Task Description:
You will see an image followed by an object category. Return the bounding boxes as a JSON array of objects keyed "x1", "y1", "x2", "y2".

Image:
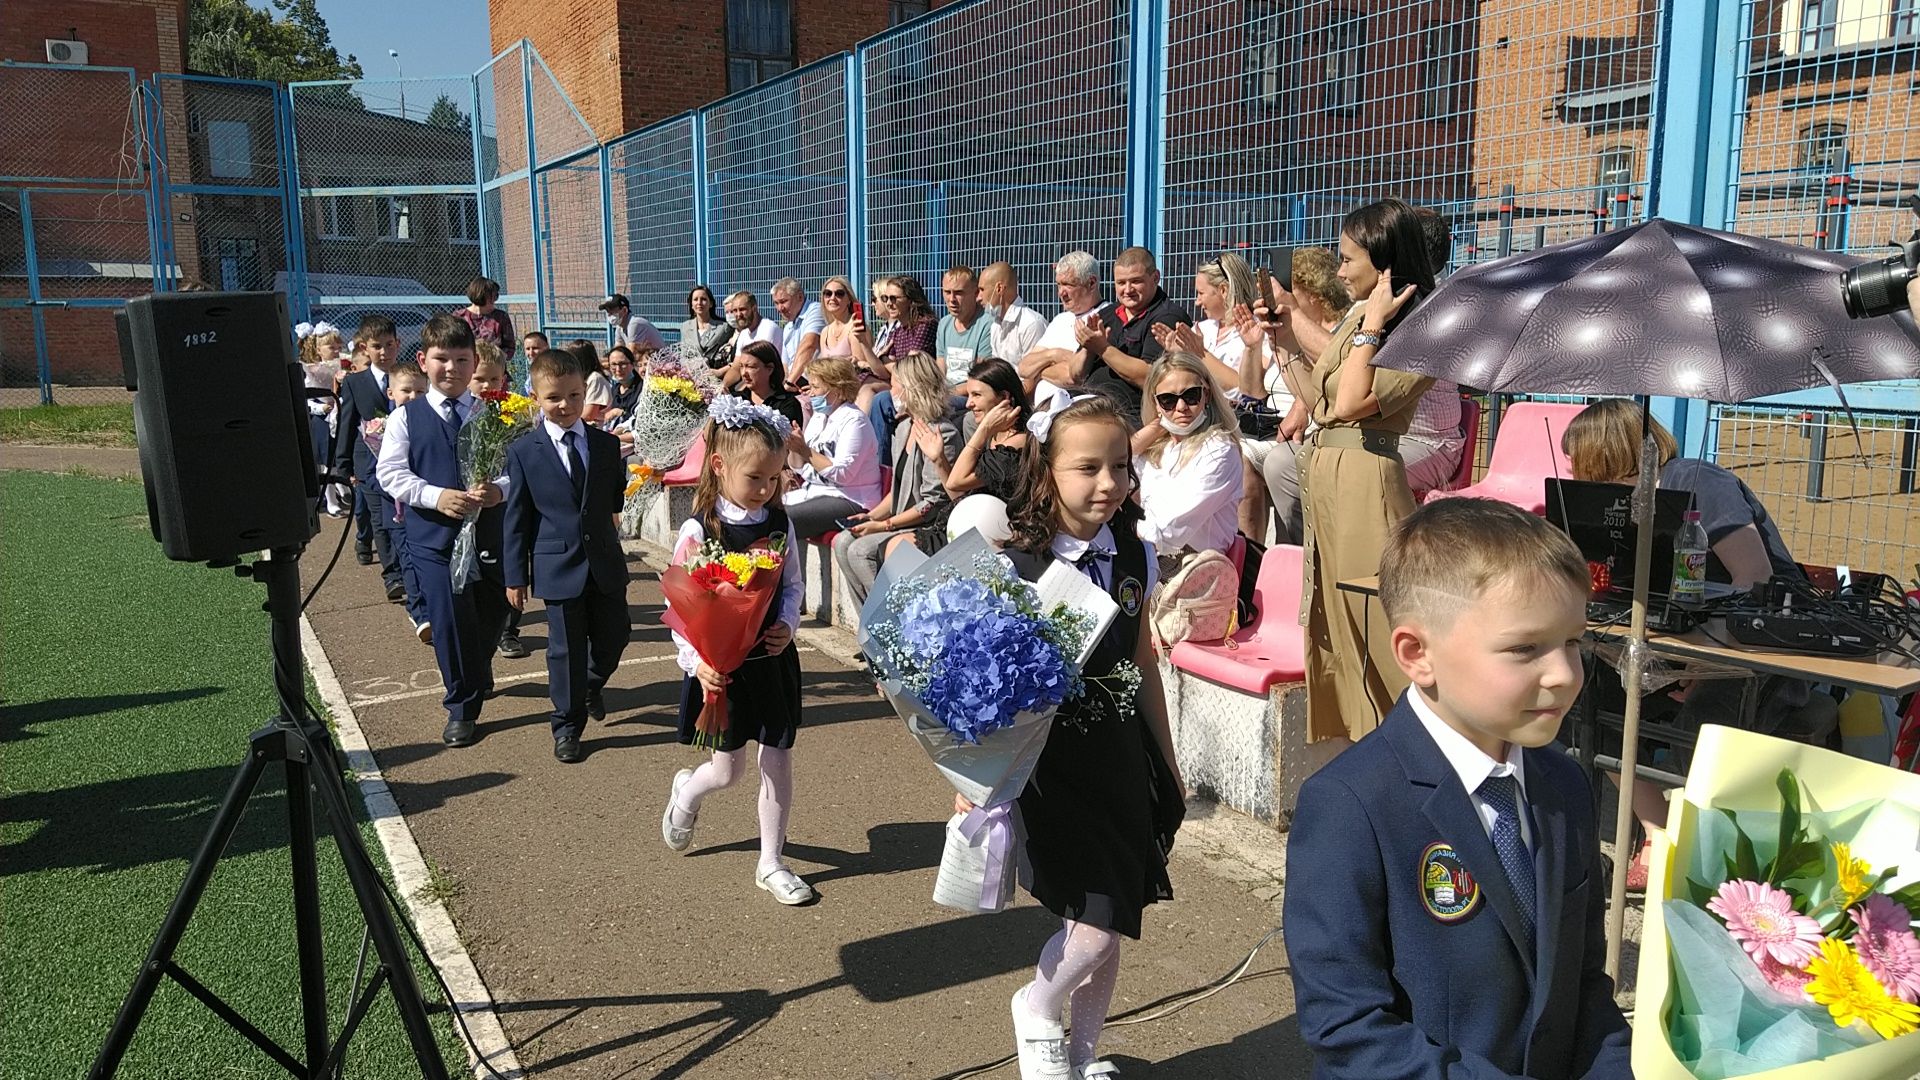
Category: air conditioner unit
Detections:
[{"x1": 45, "y1": 39, "x2": 89, "y2": 65}]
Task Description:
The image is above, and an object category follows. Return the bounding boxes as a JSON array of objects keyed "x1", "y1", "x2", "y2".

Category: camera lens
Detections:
[{"x1": 1842, "y1": 251, "x2": 1916, "y2": 319}]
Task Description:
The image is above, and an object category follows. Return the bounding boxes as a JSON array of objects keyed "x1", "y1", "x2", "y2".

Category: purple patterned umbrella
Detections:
[
  {"x1": 1371, "y1": 218, "x2": 1920, "y2": 399},
  {"x1": 1369, "y1": 218, "x2": 1920, "y2": 980}
]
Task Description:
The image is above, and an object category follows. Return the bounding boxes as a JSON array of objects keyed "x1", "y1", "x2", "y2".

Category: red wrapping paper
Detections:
[{"x1": 660, "y1": 555, "x2": 783, "y2": 745}]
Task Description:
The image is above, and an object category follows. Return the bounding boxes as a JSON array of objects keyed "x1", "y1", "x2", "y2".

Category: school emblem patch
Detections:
[
  {"x1": 1419, "y1": 842, "x2": 1480, "y2": 922},
  {"x1": 1117, "y1": 576, "x2": 1144, "y2": 617}
]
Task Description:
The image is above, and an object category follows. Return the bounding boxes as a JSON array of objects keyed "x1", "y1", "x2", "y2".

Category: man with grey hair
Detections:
[
  {"x1": 1017, "y1": 250, "x2": 1109, "y2": 397},
  {"x1": 769, "y1": 276, "x2": 824, "y2": 385}
]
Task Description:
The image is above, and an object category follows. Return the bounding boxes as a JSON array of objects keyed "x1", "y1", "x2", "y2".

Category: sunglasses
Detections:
[
  {"x1": 1155, "y1": 386, "x2": 1206, "y2": 410},
  {"x1": 821, "y1": 288, "x2": 849, "y2": 298}
]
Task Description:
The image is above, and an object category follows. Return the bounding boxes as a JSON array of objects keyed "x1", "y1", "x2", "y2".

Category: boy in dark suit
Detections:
[
  {"x1": 333, "y1": 316, "x2": 404, "y2": 584},
  {"x1": 374, "y1": 315, "x2": 504, "y2": 747},
  {"x1": 1285, "y1": 498, "x2": 1631, "y2": 1079},
  {"x1": 502, "y1": 349, "x2": 631, "y2": 763}
]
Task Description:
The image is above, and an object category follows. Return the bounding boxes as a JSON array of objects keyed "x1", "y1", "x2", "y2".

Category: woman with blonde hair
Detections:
[
  {"x1": 1131, "y1": 351, "x2": 1245, "y2": 569},
  {"x1": 1244, "y1": 247, "x2": 1353, "y2": 543},
  {"x1": 783, "y1": 355, "x2": 885, "y2": 541},
  {"x1": 832, "y1": 350, "x2": 964, "y2": 607},
  {"x1": 815, "y1": 275, "x2": 860, "y2": 364}
]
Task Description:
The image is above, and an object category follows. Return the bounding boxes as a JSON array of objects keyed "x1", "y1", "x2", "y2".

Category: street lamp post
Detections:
[{"x1": 390, "y1": 49, "x2": 406, "y2": 117}]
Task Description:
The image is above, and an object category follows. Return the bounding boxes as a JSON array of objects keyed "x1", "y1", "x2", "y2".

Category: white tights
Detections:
[
  {"x1": 671, "y1": 745, "x2": 794, "y2": 876},
  {"x1": 1024, "y1": 918, "x2": 1123, "y2": 1067}
]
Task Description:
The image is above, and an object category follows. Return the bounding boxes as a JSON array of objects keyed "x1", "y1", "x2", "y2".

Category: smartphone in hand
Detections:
[
  {"x1": 850, "y1": 300, "x2": 864, "y2": 325},
  {"x1": 833, "y1": 517, "x2": 861, "y2": 532},
  {"x1": 1256, "y1": 267, "x2": 1280, "y2": 323}
]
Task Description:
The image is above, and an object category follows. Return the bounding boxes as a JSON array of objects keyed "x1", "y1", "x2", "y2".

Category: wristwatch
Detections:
[{"x1": 1351, "y1": 330, "x2": 1385, "y2": 350}]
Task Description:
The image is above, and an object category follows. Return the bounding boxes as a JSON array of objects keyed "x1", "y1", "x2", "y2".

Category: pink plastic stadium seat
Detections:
[
  {"x1": 1417, "y1": 397, "x2": 1482, "y2": 502},
  {"x1": 1424, "y1": 400, "x2": 1583, "y2": 515},
  {"x1": 1169, "y1": 544, "x2": 1306, "y2": 695},
  {"x1": 661, "y1": 433, "x2": 706, "y2": 486}
]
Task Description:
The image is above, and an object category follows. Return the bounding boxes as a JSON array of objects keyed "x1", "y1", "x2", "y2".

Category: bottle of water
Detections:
[{"x1": 1671, "y1": 510, "x2": 1708, "y2": 604}]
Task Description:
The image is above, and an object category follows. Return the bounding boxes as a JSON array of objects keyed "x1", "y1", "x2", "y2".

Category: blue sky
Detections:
[{"x1": 250, "y1": 0, "x2": 496, "y2": 79}]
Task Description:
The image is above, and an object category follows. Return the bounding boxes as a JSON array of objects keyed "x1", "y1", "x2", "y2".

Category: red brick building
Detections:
[
  {"x1": 1, "y1": 0, "x2": 188, "y2": 387},
  {"x1": 487, "y1": 0, "x2": 960, "y2": 141}
]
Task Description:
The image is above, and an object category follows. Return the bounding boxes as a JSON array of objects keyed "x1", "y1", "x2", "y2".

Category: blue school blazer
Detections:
[
  {"x1": 1283, "y1": 696, "x2": 1631, "y2": 1080},
  {"x1": 500, "y1": 424, "x2": 628, "y2": 602}
]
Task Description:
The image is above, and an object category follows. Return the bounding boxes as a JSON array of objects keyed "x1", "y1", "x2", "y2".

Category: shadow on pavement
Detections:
[
  {"x1": 840, "y1": 905, "x2": 1060, "y2": 1003},
  {"x1": 683, "y1": 819, "x2": 946, "y2": 889}
]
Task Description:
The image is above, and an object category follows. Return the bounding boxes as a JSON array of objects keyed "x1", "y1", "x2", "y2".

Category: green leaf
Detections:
[
  {"x1": 1886, "y1": 882, "x2": 1920, "y2": 913},
  {"x1": 1767, "y1": 769, "x2": 1803, "y2": 883},
  {"x1": 1722, "y1": 808, "x2": 1762, "y2": 882},
  {"x1": 1686, "y1": 875, "x2": 1718, "y2": 909}
]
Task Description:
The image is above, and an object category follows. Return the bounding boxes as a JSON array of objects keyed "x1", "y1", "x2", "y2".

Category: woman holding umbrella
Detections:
[{"x1": 1297, "y1": 198, "x2": 1438, "y2": 743}]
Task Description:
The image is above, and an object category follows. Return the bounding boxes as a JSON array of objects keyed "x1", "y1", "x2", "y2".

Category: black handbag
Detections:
[{"x1": 1234, "y1": 397, "x2": 1282, "y2": 440}]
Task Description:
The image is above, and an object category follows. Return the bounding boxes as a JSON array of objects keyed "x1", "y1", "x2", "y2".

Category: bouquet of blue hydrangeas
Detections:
[{"x1": 860, "y1": 530, "x2": 1121, "y2": 913}]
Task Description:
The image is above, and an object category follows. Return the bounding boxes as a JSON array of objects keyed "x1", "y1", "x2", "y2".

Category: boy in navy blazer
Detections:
[
  {"x1": 1285, "y1": 498, "x2": 1632, "y2": 1079},
  {"x1": 503, "y1": 349, "x2": 631, "y2": 763},
  {"x1": 374, "y1": 315, "x2": 506, "y2": 748},
  {"x1": 333, "y1": 316, "x2": 405, "y2": 589}
]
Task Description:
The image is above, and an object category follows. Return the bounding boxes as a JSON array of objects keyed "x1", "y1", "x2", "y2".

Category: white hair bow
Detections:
[
  {"x1": 1025, "y1": 386, "x2": 1098, "y2": 444},
  {"x1": 311, "y1": 321, "x2": 339, "y2": 338},
  {"x1": 293, "y1": 321, "x2": 315, "y2": 341}
]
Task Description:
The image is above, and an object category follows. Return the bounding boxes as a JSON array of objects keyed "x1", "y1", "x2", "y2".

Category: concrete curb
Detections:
[{"x1": 299, "y1": 616, "x2": 527, "y2": 1080}]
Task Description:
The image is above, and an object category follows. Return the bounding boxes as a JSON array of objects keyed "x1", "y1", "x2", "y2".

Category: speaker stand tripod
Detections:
[{"x1": 89, "y1": 547, "x2": 451, "y2": 1080}]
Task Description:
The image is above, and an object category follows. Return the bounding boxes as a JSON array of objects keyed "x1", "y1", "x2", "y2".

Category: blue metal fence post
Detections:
[
  {"x1": 471, "y1": 72, "x2": 491, "y2": 280},
  {"x1": 600, "y1": 142, "x2": 616, "y2": 301},
  {"x1": 278, "y1": 84, "x2": 310, "y2": 324},
  {"x1": 1646, "y1": 0, "x2": 1744, "y2": 460},
  {"x1": 19, "y1": 192, "x2": 52, "y2": 404},
  {"x1": 522, "y1": 43, "x2": 547, "y2": 333},
  {"x1": 145, "y1": 80, "x2": 178, "y2": 293},
  {"x1": 1124, "y1": 0, "x2": 1167, "y2": 252},
  {"x1": 845, "y1": 53, "x2": 868, "y2": 304},
  {"x1": 692, "y1": 110, "x2": 712, "y2": 287}
]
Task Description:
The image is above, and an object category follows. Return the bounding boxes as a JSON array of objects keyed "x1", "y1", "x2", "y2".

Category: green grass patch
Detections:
[
  {"x1": 0, "y1": 471, "x2": 468, "y2": 1077},
  {"x1": 0, "y1": 403, "x2": 136, "y2": 447}
]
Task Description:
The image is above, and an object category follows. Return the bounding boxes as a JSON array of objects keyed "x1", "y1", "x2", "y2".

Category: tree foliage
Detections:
[
  {"x1": 425, "y1": 94, "x2": 472, "y2": 132},
  {"x1": 187, "y1": 0, "x2": 365, "y2": 84}
]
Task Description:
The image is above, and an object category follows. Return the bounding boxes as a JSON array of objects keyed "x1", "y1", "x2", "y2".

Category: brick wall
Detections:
[{"x1": 0, "y1": 0, "x2": 187, "y2": 387}]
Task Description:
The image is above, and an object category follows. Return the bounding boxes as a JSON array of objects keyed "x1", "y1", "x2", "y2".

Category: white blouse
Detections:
[
  {"x1": 786, "y1": 402, "x2": 885, "y2": 508},
  {"x1": 1198, "y1": 318, "x2": 1293, "y2": 414},
  {"x1": 1134, "y1": 432, "x2": 1245, "y2": 555},
  {"x1": 670, "y1": 496, "x2": 806, "y2": 674}
]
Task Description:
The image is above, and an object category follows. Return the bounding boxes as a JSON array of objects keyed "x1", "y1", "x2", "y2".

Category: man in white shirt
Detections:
[
  {"x1": 1018, "y1": 250, "x2": 1110, "y2": 397},
  {"x1": 723, "y1": 291, "x2": 780, "y2": 387},
  {"x1": 980, "y1": 261, "x2": 1046, "y2": 369},
  {"x1": 770, "y1": 277, "x2": 824, "y2": 383},
  {"x1": 598, "y1": 294, "x2": 665, "y2": 352}
]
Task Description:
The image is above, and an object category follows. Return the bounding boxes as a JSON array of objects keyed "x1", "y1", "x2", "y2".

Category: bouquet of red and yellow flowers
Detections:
[
  {"x1": 451, "y1": 388, "x2": 538, "y2": 591},
  {"x1": 661, "y1": 534, "x2": 786, "y2": 747}
]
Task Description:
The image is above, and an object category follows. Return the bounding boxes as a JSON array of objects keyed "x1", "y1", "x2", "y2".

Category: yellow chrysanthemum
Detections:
[
  {"x1": 720, "y1": 552, "x2": 755, "y2": 584},
  {"x1": 1833, "y1": 842, "x2": 1874, "y2": 908},
  {"x1": 1804, "y1": 937, "x2": 1920, "y2": 1040}
]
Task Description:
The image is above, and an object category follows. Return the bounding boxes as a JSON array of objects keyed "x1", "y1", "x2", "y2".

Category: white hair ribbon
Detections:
[
  {"x1": 293, "y1": 321, "x2": 315, "y2": 341},
  {"x1": 310, "y1": 321, "x2": 339, "y2": 338},
  {"x1": 1025, "y1": 386, "x2": 1099, "y2": 444}
]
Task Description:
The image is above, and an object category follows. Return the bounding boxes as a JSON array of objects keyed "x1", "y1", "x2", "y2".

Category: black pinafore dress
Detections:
[
  {"x1": 675, "y1": 504, "x2": 803, "y2": 751},
  {"x1": 1009, "y1": 518, "x2": 1182, "y2": 940}
]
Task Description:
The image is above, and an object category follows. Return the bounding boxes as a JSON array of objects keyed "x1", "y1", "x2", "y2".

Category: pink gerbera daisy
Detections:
[
  {"x1": 1852, "y1": 894, "x2": 1920, "y2": 1004},
  {"x1": 1755, "y1": 953, "x2": 1815, "y2": 999},
  {"x1": 1707, "y1": 879, "x2": 1824, "y2": 967}
]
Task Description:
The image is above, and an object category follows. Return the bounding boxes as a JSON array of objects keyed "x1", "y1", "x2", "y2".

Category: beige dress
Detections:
[{"x1": 1297, "y1": 302, "x2": 1435, "y2": 743}]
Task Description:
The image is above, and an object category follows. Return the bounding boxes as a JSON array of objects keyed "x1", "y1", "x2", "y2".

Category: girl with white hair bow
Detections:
[{"x1": 297, "y1": 321, "x2": 350, "y2": 516}]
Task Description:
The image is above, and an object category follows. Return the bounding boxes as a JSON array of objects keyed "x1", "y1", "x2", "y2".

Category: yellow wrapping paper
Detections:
[{"x1": 1632, "y1": 724, "x2": 1920, "y2": 1079}]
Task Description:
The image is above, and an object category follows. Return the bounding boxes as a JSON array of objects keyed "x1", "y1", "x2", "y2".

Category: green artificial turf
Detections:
[
  {"x1": 0, "y1": 471, "x2": 469, "y2": 1078},
  {"x1": 0, "y1": 403, "x2": 137, "y2": 447}
]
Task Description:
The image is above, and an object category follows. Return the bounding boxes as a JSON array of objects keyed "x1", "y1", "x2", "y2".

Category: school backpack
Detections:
[{"x1": 1148, "y1": 548, "x2": 1240, "y2": 650}]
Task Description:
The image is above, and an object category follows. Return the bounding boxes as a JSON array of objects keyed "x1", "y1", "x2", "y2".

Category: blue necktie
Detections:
[
  {"x1": 442, "y1": 398, "x2": 463, "y2": 428},
  {"x1": 562, "y1": 429, "x2": 586, "y2": 504},
  {"x1": 1075, "y1": 545, "x2": 1114, "y2": 590},
  {"x1": 1478, "y1": 773, "x2": 1536, "y2": 940}
]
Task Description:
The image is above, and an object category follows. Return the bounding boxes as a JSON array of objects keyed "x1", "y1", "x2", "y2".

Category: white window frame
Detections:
[
  {"x1": 446, "y1": 194, "x2": 479, "y2": 246},
  {"x1": 1244, "y1": 0, "x2": 1286, "y2": 111},
  {"x1": 379, "y1": 196, "x2": 412, "y2": 243},
  {"x1": 1323, "y1": 10, "x2": 1366, "y2": 117},
  {"x1": 317, "y1": 196, "x2": 351, "y2": 240},
  {"x1": 1420, "y1": 22, "x2": 1465, "y2": 122},
  {"x1": 207, "y1": 119, "x2": 251, "y2": 180}
]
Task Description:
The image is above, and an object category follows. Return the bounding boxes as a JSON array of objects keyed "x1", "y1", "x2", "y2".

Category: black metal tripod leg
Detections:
[
  {"x1": 300, "y1": 730, "x2": 452, "y2": 1080},
  {"x1": 283, "y1": 752, "x2": 332, "y2": 1072},
  {"x1": 88, "y1": 740, "x2": 276, "y2": 1078}
]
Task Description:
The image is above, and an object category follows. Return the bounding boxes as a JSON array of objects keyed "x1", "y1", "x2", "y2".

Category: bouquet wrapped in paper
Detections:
[
  {"x1": 660, "y1": 533, "x2": 787, "y2": 748},
  {"x1": 450, "y1": 389, "x2": 538, "y2": 592},
  {"x1": 626, "y1": 349, "x2": 718, "y2": 474},
  {"x1": 360, "y1": 414, "x2": 388, "y2": 456},
  {"x1": 1634, "y1": 724, "x2": 1920, "y2": 1079},
  {"x1": 618, "y1": 461, "x2": 661, "y2": 538},
  {"x1": 859, "y1": 530, "x2": 1123, "y2": 913}
]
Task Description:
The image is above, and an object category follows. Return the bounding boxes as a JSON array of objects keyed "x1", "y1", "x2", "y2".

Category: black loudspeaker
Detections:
[{"x1": 120, "y1": 291, "x2": 317, "y2": 563}]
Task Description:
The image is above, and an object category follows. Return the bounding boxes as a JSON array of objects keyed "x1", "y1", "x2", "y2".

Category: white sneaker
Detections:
[
  {"x1": 1074, "y1": 1062, "x2": 1119, "y2": 1080},
  {"x1": 661, "y1": 768, "x2": 696, "y2": 851},
  {"x1": 1011, "y1": 984, "x2": 1070, "y2": 1080},
  {"x1": 756, "y1": 866, "x2": 816, "y2": 905},
  {"x1": 413, "y1": 620, "x2": 433, "y2": 645}
]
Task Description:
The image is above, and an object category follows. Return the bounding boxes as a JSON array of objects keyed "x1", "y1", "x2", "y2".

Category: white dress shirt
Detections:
[
  {"x1": 732, "y1": 316, "x2": 780, "y2": 355},
  {"x1": 1134, "y1": 432, "x2": 1244, "y2": 555},
  {"x1": 989, "y1": 299, "x2": 1048, "y2": 365},
  {"x1": 541, "y1": 417, "x2": 589, "y2": 475},
  {"x1": 670, "y1": 495, "x2": 805, "y2": 673},
  {"x1": 374, "y1": 387, "x2": 512, "y2": 510},
  {"x1": 1033, "y1": 302, "x2": 1111, "y2": 353},
  {"x1": 785, "y1": 402, "x2": 885, "y2": 508},
  {"x1": 1049, "y1": 523, "x2": 1160, "y2": 595},
  {"x1": 1408, "y1": 687, "x2": 1534, "y2": 851}
]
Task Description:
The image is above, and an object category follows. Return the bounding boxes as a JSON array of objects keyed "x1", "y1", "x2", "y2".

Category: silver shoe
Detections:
[
  {"x1": 661, "y1": 768, "x2": 696, "y2": 851},
  {"x1": 756, "y1": 866, "x2": 816, "y2": 905},
  {"x1": 1011, "y1": 984, "x2": 1071, "y2": 1080}
]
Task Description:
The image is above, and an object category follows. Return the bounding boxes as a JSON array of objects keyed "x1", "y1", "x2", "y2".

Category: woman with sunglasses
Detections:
[{"x1": 1132, "y1": 352, "x2": 1245, "y2": 574}]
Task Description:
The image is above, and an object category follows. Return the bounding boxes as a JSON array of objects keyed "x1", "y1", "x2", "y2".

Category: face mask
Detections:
[
  {"x1": 1158, "y1": 406, "x2": 1208, "y2": 436},
  {"x1": 808, "y1": 393, "x2": 828, "y2": 412},
  {"x1": 983, "y1": 301, "x2": 1005, "y2": 319}
]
